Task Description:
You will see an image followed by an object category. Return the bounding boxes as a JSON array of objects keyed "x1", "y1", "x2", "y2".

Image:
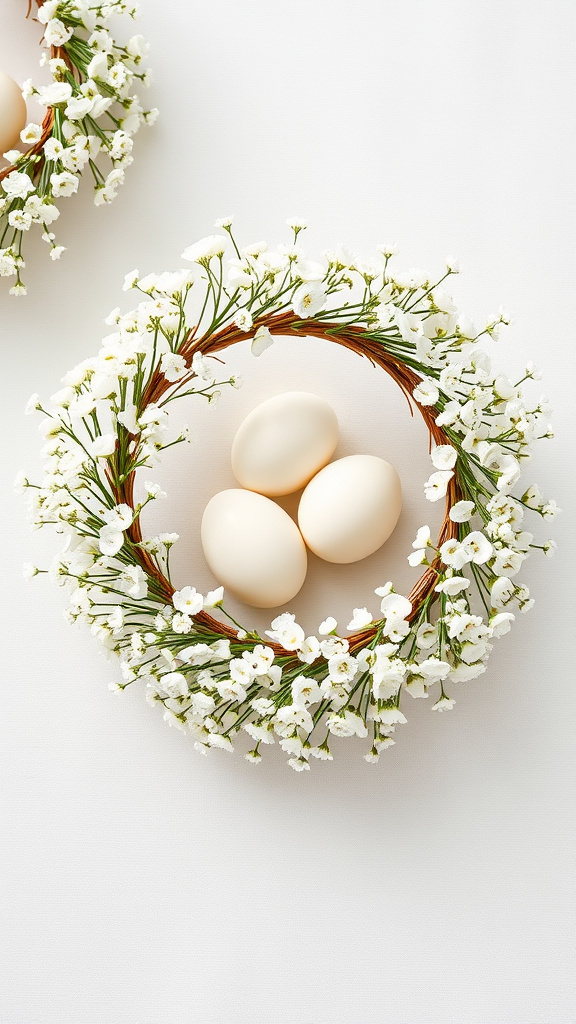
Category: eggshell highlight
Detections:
[
  {"x1": 298, "y1": 454, "x2": 402, "y2": 564},
  {"x1": 201, "y1": 488, "x2": 308, "y2": 608},
  {"x1": 0, "y1": 72, "x2": 27, "y2": 156},
  {"x1": 231, "y1": 391, "x2": 339, "y2": 497}
]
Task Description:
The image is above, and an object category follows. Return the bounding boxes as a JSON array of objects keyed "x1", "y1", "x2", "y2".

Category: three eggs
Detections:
[{"x1": 201, "y1": 392, "x2": 402, "y2": 608}]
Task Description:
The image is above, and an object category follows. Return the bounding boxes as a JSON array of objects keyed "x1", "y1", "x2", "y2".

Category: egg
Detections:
[
  {"x1": 298, "y1": 454, "x2": 402, "y2": 564},
  {"x1": 231, "y1": 391, "x2": 339, "y2": 497},
  {"x1": 201, "y1": 488, "x2": 308, "y2": 608},
  {"x1": 0, "y1": 72, "x2": 27, "y2": 156}
]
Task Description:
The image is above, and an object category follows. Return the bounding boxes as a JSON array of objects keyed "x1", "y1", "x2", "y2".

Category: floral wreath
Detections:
[
  {"x1": 0, "y1": 0, "x2": 156, "y2": 295},
  {"x1": 20, "y1": 218, "x2": 559, "y2": 770}
]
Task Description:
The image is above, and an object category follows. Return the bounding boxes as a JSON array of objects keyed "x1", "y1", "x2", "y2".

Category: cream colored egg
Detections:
[
  {"x1": 201, "y1": 488, "x2": 308, "y2": 608},
  {"x1": 298, "y1": 454, "x2": 402, "y2": 564},
  {"x1": 231, "y1": 391, "x2": 339, "y2": 497},
  {"x1": 0, "y1": 72, "x2": 27, "y2": 156}
]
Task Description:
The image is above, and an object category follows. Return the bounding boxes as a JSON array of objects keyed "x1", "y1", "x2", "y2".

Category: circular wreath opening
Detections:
[
  {"x1": 20, "y1": 218, "x2": 559, "y2": 769},
  {"x1": 124, "y1": 312, "x2": 461, "y2": 644}
]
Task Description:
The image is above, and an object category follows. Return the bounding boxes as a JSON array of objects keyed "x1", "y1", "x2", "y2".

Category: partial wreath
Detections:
[
  {"x1": 20, "y1": 219, "x2": 559, "y2": 769},
  {"x1": 0, "y1": 0, "x2": 156, "y2": 295}
]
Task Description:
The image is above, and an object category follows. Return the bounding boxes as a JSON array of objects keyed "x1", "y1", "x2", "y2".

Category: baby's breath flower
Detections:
[
  {"x1": 431, "y1": 695, "x2": 455, "y2": 712},
  {"x1": 449, "y1": 500, "x2": 475, "y2": 523},
  {"x1": 173, "y1": 587, "x2": 203, "y2": 616},
  {"x1": 424, "y1": 470, "x2": 453, "y2": 502},
  {"x1": 318, "y1": 616, "x2": 337, "y2": 636},
  {"x1": 251, "y1": 325, "x2": 274, "y2": 357},
  {"x1": 286, "y1": 217, "x2": 308, "y2": 233},
  {"x1": 347, "y1": 607, "x2": 373, "y2": 630},
  {"x1": 292, "y1": 282, "x2": 327, "y2": 319},
  {"x1": 234, "y1": 308, "x2": 253, "y2": 332},
  {"x1": 413, "y1": 380, "x2": 439, "y2": 406},
  {"x1": 181, "y1": 235, "x2": 226, "y2": 263},
  {"x1": 431, "y1": 445, "x2": 457, "y2": 471}
]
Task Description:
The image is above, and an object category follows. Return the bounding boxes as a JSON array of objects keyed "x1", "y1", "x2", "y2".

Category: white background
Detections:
[{"x1": 1, "y1": 1, "x2": 575, "y2": 1022}]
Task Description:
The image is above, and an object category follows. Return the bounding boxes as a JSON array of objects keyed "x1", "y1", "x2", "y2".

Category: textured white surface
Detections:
[{"x1": 1, "y1": 1, "x2": 575, "y2": 1022}]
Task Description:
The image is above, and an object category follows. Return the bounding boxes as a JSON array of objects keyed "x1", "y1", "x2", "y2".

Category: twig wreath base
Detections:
[
  {"x1": 20, "y1": 220, "x2": 559, "y2": 769},
  {"x1": 0, "y1": 0, "x2": 156, "y2": 295}
]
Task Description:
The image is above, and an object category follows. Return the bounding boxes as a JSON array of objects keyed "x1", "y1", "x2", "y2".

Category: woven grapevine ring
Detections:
[
  {"x1": 0, "y1": 0, "x2": 156, "y2": 294},
  {"x1": 21, "y1": 219, "x2": 559, "y2": 769}
]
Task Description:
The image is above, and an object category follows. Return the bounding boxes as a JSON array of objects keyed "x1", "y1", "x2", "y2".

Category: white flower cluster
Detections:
[
  {"x1": 0, "y1": 0, "x2": 157, "y2": 294},
  {"x1": 20, "y1": 221, "x2": 558, "y2": 769}
]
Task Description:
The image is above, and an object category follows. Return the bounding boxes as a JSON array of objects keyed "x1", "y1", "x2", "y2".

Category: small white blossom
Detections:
[
  {"x1": 417, "y1": 658, "x2": 451, "y2": 682},
  {"x1": 265, "y1": 613, "x2": 305, "y2": 650},
  {"x1": 318, "y1": 616, "x2": 337, "y2": 635},
  {"x1": 431, "y1": 695, "x2": 455, "y2": 712},
  {"x1": 25, "y1": 393, "x2": 41, "y2": 415},
  {"x1": 490, "y1": 576, "x2": 515, "y2": 608},
  {"x1": 44, "y1": 18, "x2": 73, "y2": 46},
  {"x1": 275, "y1": 704, "x2": 314, "y2": 735},
  {"x1": 347, "y1": 607, "x2": 373, "y2": 630},
  {"x1": 408, "y1": 548, "x2": 427, "y2": 567},
  {"x1": 431, "y1": 445, "x2": 457, "y2": 470},
  {"x1": 412, "y1": 525, "x2": 431, "y2": 550},
  {"x1": 206, "y1": 733, "x2": 234, "y2": 752},
  {"x1": 172, "y1": 613, "x2": 193, "y2": 634},
  {"x1": 50, "y1": 171, "x2": 79, "y2": 197},
  {"x1": 251, "y1": 325, "x2": 274, "y2": 357},
  {"x1": 490, "y1": 612, "x2": 515, "y2": 637},
  {"x1": 298, "y1": 636, "x2": 321, "y2": 664},
  {"x1": 460, "y1": 531, "x2": 493, "y2": 565},
  {"x1": 204, "y1": 586, "x2": 224, "y2": 607},
  {"x1": 542, "y1": 500, "x2": 561, "y2": 520},
  {"x1": 449, "y1": 500, "x2": 475, "y2": 523},
  {"x1": 20, "y1": 123, "x2": 43, "y2": 144},
  {"x1": 376, "y1": 708, "x2": 407, "y2": 728},
  {"x1": 104, "y1": 504, "x2": 134, "y2": 530},
  {"x1": 424, "y1": 470, "x2": 454, "y2": 502},
  {"x1": 2, "y1": 171, "x2": 35, "y2": 199},
  {"x1": 379, "y1": 592, "x2": 412, "y2": 621},
  {"x1": 292, "y1": 282, "x2": 327, "y2": 319},
  {"x1": 191, "y1": 351, "x2": 215, "y2": 382},
  {"x1": 435, "y1": 575, "x2": 470, "y2": 595},
  {"x1": 328, "y1": 653, "x2": 358, "y2": 684},
  {"x1": 98, "y1": 524, "x2": 124, "y2": 556},
  {"x1": 326, "y1": 710, "x2": 367, "y2": 738},
  {"x1": 319, "y1": 636, "x2": 349, "y2": 659},
  {"x1": 181, "y1": 235, "x2": 226, "y2": 262},
  {"x1": 37, "y1": 82, "x2": 73, "y2": 108},
  {"x1": 416, "y1": 622, "x2": 437, "y2": 649},
  {"x1": 160, "y1": 352, "x2": 187, "y2": 382},
  {"x1": 413, "y1": 380, "x2": 439, "y2": 406},
  {"x1": 286, "y1": 217, "x2": 308, "y2": 232},
  {"x1": 88, "y1": 434, "x2": 116, "y2": 458},
  {"x1": 234, "y1": 308, "x2": 253, "y2": 332},
  {"x1": 159, "y1": 672, "x2": 189, "y2": 698},
  {"x1": 173, "y1": 587, "x2": 203, "y2": 616}
]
